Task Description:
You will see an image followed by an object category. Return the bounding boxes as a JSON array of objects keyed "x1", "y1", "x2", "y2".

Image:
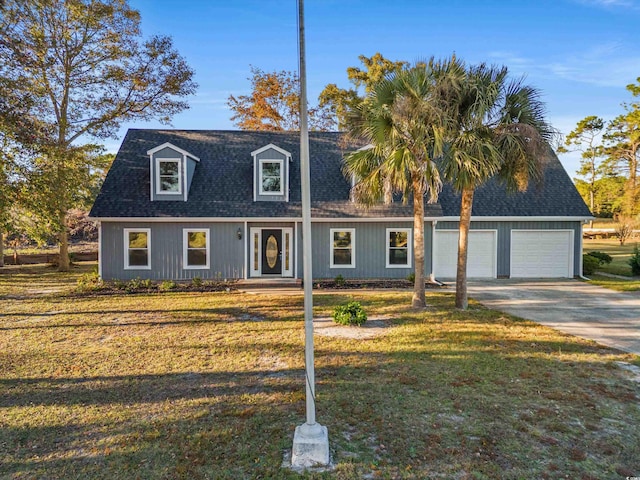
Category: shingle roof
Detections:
[
  {"x1": 90, "y1": 129, "x2": 591, "y2": 219},
  {"x1": 438, "y1": 151, "x2": 592, "y2": 217}
]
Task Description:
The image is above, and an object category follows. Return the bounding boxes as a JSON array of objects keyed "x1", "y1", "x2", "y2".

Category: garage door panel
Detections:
[
  {"x1": 511, "y1": 230, "x2": 573, "y2": 278},
  {"x1": 434, "y1": 230, "x2": 496, "y2": 279}
]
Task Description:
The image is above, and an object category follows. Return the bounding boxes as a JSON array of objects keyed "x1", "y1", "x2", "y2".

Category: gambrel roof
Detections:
[{"x1": 89, "y1": 129, "x2": 591, "y2": 219}]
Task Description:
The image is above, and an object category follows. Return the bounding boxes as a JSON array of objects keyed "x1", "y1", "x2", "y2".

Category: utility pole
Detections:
[{"x1": 290, "y1": 0, "x2": 330, "y2": 469}]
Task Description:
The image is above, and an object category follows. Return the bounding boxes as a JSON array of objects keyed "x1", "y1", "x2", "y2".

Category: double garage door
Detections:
[{"x1": 434, "y1": 229, "x2": 574, "y2": 279}]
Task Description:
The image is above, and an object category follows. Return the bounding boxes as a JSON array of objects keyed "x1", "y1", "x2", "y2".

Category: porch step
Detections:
[{"x1": 237, "y1": 278, "x2": 302, "y2": 289}]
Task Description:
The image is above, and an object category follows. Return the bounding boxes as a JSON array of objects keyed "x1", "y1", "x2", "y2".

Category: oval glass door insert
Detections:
[{"x1": 266, "y1": 235, "x2": 278, "y2": 268}]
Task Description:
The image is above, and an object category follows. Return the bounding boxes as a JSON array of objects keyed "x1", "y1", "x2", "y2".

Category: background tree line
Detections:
[{"x1": 559, "y1": 79, "x2": 640, "y2": 221}]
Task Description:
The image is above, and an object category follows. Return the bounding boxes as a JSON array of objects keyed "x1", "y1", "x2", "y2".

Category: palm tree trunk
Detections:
[
  {"x1": 455, "y1": 186, "x2": 474, "y2": 309},
  {"x1": 412, "y1": 175, "x2": 426, "y2": 308},
  {"x1": 0, "y1": 230, "x2": 4, "y2": 267}
]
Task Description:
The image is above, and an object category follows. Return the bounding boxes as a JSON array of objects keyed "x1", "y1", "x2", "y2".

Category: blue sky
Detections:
[{"x1": 119, "y1": 0, "x2": 640, "y2": 177}]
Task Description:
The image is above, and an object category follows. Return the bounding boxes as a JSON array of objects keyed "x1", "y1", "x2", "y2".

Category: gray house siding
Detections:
[
  {"x1": 254, "y1": 148, "x2": 289, "y2": 202},
  {"x1": 101, "y1": 222, "x2": 245, "y2": 281},
  {"x1": 186, "y1": 157, "x2": 197, "y2": 192},
  {"x1": 310, "y1": 221, "x2": 433, "y2": 279},
  {"x1": 435, "y1": 220, "x2": 583, "y2": 277}
]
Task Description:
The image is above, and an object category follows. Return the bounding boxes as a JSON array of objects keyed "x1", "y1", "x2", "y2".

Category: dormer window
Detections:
[
  {"x1": 146, "y1": 142, "x2": 200, "y2": 202},
  {"x1": 251, "y1": 143, "x2": 291, "y2": 202},
  {"x1": 156, "y1": 158, "x2": 182, "y2": 194},
  {"x1": 259, "y1": 159, "x2": 284, "y2": 195}
]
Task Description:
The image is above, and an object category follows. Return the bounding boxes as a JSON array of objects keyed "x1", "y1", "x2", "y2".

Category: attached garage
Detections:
[
  {"x1": 510, "y1": 230, "x2": 574, "y2": 278},
  {"x1": 434, "y1": 230, "x2": 497, "y2": 279}
]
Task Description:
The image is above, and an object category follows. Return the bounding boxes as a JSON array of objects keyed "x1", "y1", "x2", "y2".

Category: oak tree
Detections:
[
  {"x1": 227, "y1": 66, "x2": 331, "y2": 131},
  {"x1": 0, "y1": 0, "x2": 197, "y2": 270}
]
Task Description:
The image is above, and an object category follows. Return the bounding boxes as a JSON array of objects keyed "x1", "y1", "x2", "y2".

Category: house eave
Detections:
[
  {"x1": 438, "y1": 216, "x2": 594, "y2": 222},
  {"x1": 90, "y1": 215, "x2": 593, "y2": 223}
]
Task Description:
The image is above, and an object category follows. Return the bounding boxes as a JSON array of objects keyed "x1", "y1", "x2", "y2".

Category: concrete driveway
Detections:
[{"x1": 467, "y1": 279, "x2": 640, "y2": 355}]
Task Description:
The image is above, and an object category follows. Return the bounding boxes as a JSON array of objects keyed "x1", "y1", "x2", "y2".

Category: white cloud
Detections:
[
  {"x1": 577, "y1": 0, "x2": 637, "y2": 8},
  {"x1": 488, "y1": 45, "x2": 640, "y2": 88},
  {"x1": 547, "y1": 43, "x2": 640, "y2": 87}
]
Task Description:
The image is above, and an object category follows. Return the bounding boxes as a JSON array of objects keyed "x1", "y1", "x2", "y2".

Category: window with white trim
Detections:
[
  {"x1": 330, "y1": 228, "x2": 355, "y2": 268},
  {"x1": 259, "y1": 159, "x2": 284, "y2": 195},
  {"x1": 386, "y1": 228, "x2": 411, "y2": 268},
  {"x1": 156, "y1": 158, "x2": 182, "y2": 194},
  {"x1": 183, "y1": 229, "x2": 210, "y2": 269},
  {"x1": 124, "y1": 228, "x2": 151, "y2": 269}
]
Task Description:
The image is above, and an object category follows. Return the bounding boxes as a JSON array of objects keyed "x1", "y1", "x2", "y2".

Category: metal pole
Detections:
[
  {"x1": 290, "y1": 0, "x2": 329, "y2": 468},
  {"x1": 297, "y1": 0, "x2": 316, "y2": 428}
]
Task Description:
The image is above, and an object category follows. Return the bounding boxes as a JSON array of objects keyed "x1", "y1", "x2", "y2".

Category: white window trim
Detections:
[
  {"x1": 386, "y1": 228, "x2": 412, "y2": 268},
  {"x1": 258, "y1": 158, "x2": 284, "y2": 196},
  {"x1": 330, "y1": 228, "x2": 356, "y2": 268},
  {"x1": 155, "y1": 158, "x2": 182, "y2": 195},
  {"x1": 124, "y1": 228, "x2": 151, "y2": 270},
  {"x1": 183, "y1": 228, "x2": 210, "y2": 270}
]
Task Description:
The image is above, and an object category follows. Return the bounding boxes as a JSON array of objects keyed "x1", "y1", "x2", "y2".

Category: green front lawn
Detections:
[
  {"x1": 1, "y1": 266, "x2": 639, "y2": 479},
  {"x1": 584, "y1": 237, "x2": 638, "y2": 277}
]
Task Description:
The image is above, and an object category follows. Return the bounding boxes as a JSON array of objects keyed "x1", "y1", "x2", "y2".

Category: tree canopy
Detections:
[
  {"x1": 227, "y1": 66, "x2": 331, "y2": 131},
  {"x1": 0, "y1": 0, "x2": 197, "y2": 269}
]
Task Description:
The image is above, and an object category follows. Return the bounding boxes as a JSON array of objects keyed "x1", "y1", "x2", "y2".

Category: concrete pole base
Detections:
[{"x1": 291, "y1": 422, "x2": 330, "y2": 468}]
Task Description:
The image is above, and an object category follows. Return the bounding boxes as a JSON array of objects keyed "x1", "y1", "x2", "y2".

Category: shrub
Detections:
[
  {"x1": 587, "y1": 251, "x2": 612, "y2": 265},
  {"x1": 334, "y1": 274, "x2": 345, "y2": 287},
  {"x1": 191, "y1": 276, "x2": 203, "y2": 287},
  {"x1": 76, "y1": 269, "x2": 103, "y2": 292},
  {"x1": 629, "y1": 244, "x2": 640, "y2": 276},
  {"x1": 406, "y1": 272, "x2": 415, "y2": 283},
  {"x1": 582, "y1": 254, "x2": 600, "y2": 275},
  {"x1": 159, "y1": 280, "x2": 177, "y2": 291},
  {"x1": 333, "y1": 301, "x2": 367, "y2": 326},
  {"x1": 614, "y1": 217, "x2": 637, "y2": 246}
]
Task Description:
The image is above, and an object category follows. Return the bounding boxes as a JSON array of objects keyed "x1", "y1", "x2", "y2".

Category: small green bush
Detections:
[
  {"x1": 582, "y1": 254, "x2": 600, "y2": 275},
  {"x1": 333, "y1": 301, "x2": 367, "y2": 326},
  {"x1": 406, "y1": 272, "x2": 415, "y2": 283},
  {"x1": 159, "y1": 280, "x2": 177, "y2": 291},
  {"x1": 126, "y1": 277, "x2": 146, "y2": 291},
  {"x1": 76, "y1": 269, "x2": 103, "y2": 292},
  {"x1": 629, "y1": 244, "x2": 640, "y2": 276},
  {"x1": 587, "y1": 251, "x2": 613, "y2": 265},
  {"x1": 191, "y1": 276, "x2": 203, "y2": 287},
  {"x1": 334, "y1": 274, "x2": 345, "y2": 287}
]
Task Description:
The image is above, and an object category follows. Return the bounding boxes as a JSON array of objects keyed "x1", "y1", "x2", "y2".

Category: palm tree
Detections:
[
  {"x1": 343, "y1": 58, "x2": 464, "y2": 308},
  {"x1": 442, "y1": 64, "x2": 555, "y2": 309}
]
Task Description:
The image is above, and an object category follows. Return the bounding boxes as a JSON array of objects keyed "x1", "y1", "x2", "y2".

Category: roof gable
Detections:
[
  {"x1": 146, "y1": 142, "x2": 200, "y2": 162},
  {"x1": 251, "y1": 143, "x2": 292, "y2": 158}
]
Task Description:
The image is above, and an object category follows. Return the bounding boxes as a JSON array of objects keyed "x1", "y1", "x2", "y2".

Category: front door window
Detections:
[{"x1": 261, "y1": 229, "x2": 282, "y2": 274}]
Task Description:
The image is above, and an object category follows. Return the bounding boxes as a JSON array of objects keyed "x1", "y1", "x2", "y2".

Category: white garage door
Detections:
[
  {"x1": 511, "y1": 230, "x2": 573, "y2": 278},
  {"x1": 434, "y1": 230, "x2": 496, "y2": 278}
]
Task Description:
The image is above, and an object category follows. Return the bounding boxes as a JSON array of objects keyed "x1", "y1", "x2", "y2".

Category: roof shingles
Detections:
[{"x1": 90, "y1": 129, "x2": 591, "y2": 219}]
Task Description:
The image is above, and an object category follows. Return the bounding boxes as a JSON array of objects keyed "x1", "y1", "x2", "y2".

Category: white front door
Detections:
[{"x1": 250, "y1": 227, "x2": 294, "y2": 277}]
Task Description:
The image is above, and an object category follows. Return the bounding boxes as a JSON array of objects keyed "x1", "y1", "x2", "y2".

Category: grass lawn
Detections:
[
  {"x1": 1, "y1": 265, "x2": 639, "y2": 479},
  {"x1": 583, "y1": 237, "x2": 639, "y2": 277}
]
